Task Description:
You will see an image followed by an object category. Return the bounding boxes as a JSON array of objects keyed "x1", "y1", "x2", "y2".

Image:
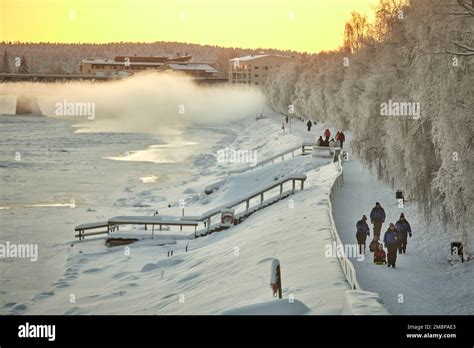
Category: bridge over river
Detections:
[{"x1": 0, "y1": 73, "x2": 227, "y2": 84}]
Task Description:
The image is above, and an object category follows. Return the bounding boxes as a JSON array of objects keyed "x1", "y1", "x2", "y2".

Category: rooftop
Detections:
[
  {"x1": 81, "y1": 59, "x2": 165, "y2": 66},
  {"x1": 167, "y1": 63, "x2": 218, "y2": 73},
  {"x1": 82, "y1": 55, "x2": 193, "y2": 65},
  {"x1": 228, "y1": 54, "x2": 297, "y2": 62}
]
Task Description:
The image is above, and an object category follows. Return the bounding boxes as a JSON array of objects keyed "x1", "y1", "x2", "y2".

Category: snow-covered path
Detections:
[{"x1": 332, "y1": 156, "x2": 474, "y2": 314}]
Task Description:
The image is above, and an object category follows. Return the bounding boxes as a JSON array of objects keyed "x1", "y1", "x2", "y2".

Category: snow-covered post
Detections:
[{"x1": 270, "y1": 259, "x2": 282, "y2": 299}]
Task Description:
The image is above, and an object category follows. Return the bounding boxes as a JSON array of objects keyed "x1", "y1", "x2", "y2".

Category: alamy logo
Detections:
[
  {"x1": 217, "y1": 147, "x2": 258, "y2": 167},
  {"x1": 55, "y1": 99, "x2": 95, "y2": 119},
  {"x1": 18, "y1": 322, "x2": 56, "y2": 341},
  {"x1": 0, "y1": 242, "x2": 38, "y2": 262},
  {"x1": 325, "y1": 242, "x2": 365, "y2": 261},
  {"x1": 380, "y1": 99, "x2": 420, "y2": 119}
]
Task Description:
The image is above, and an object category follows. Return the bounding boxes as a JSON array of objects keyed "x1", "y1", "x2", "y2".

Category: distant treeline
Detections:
[{"x1": 0, "y1": 41, "x2": 306, "y2": 77}]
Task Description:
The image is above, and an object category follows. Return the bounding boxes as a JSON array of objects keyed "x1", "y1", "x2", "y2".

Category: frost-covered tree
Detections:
[
  {"x1": 1, "y1": 50, "x2": 10, "y2": 73},
  {"x1": 18, "y1": 55, "x2": 29, "y2": 74},
  {"x1": 263, "y1": 0, "x2": 474, "y2": 252}
]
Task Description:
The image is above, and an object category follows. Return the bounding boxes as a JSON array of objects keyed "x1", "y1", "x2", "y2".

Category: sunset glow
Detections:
[{"x1": 1, "y1": 0, "x2": 379, "y2": 52}]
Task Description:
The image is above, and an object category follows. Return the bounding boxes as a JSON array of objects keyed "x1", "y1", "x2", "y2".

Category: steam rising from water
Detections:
[{"x1": 1, "y1": 73, "x2": 267, "y2": 134}]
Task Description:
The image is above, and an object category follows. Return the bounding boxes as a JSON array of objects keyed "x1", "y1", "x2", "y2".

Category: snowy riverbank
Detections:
[{"x1": 1, "y1": 113, "x2": 358, "y2": 314}]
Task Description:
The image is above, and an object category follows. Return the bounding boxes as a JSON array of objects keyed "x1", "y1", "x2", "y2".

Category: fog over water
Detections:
[{"x1": 1, "y1": 73, "x2": 267, "y2": 134}]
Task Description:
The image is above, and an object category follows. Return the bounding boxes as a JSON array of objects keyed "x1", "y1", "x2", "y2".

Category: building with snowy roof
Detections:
[
  {"x1": 228, "y1": 54, "x2": 297, "y2": 86},
  {"x1": 79, "y1": 55, "x2": 219, "y2": 78}
]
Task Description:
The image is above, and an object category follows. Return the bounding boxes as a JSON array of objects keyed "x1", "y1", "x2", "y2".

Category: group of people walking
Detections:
[
  {"x1": 316, "y1": 129, "x2": 345, "y2": 149},
  {"x1": 283, "y1": 118, "x2": 346, "y2": 150},
  {"x1": 355, "y1": 202, "x2": 412, "y2": 268}
]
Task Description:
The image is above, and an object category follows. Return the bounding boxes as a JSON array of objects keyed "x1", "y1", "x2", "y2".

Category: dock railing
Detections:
[{"x1": 75, "y1": 173, "x2": 306, "y2": 240}]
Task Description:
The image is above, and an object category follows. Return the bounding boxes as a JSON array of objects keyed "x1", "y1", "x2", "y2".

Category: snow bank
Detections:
[
  {"x1": 342, "y1": 290, "x2": 389, "y2": 315},
  {"x1": 222, "y1": 299, "x2": 311, "y2": 315}
]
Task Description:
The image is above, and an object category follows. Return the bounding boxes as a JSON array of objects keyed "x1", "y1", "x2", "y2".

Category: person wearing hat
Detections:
[
  {"x1": 370, "y1": 202, "x2": 386, "y2": 239},
  {"x1": 384, "y1": 223, "x2": 402, "y2": 268},
  {"x1": 355, "y1": 215, "x2": 370, "y2": 254},
  {"x1": 395, "y1": 213, "x2": 412, "y2": 254}
]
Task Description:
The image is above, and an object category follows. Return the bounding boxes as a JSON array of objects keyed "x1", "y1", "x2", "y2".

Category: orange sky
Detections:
[{"x1": 1, "y1": 0, "x2": 379, "y2": 53}]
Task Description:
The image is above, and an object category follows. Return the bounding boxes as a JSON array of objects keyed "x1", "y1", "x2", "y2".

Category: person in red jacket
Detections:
[
  {"x1": 339, "y1": 131, "x2": 346, "y2": 148},
  {"x1": 324, "y1": 128, "x2": 331, "y2": 139},
  {"x1": 373, "y1": 244, "x2": 387, "y2": 265}
]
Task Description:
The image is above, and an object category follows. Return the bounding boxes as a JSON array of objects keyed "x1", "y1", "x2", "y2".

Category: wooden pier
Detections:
[{"x1": 74, "y1": 142, "x2": 342, "y2": 243}]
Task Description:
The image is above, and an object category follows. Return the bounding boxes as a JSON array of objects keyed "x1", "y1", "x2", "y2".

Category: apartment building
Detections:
[
  {"x1": 228, "y1": 54, "x2": 297, "y2": 86},
  {"x1": 80, "y1": 55, "x2": 218, "y2": 78}
]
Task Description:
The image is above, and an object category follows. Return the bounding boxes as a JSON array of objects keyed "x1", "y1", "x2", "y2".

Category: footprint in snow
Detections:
[
  {"x1": 12, "y1": 303, "x2": 27, "y2": 312},
  {"x1": 160, "y1": 293, "x2": 178, "y2": 300},
  {"x1": 257, "y1": 257, "x2": 274, "y2": 264},
  {"x1": 64, "y1": 307, "x2": 80, "y2": 315},
  {"x1": 83, "y1": 268, "x2": 103, "y2": 274},
  {"x1": 178, "y1": 271, "x2": 200, "y2": 283}
]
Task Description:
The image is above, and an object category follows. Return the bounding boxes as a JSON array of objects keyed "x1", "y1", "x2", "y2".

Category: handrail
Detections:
[
  {"x1": 74, "y1": 142, "x2": 333, "y2": 241},
  {"x1": 228, "y1": 142, "x2": 318, "y2": 175},
  {"x1": 184, "y1": 173, "x2": 307, "y2": 224},
  {"x1": 74, "y1": 173, "x2": 306, "y2": 239},
  {"x1": 205, "y1": 142, "x2": 323, "y2": 193},
  {"x1": 327, "y1": 152, "x2": 360, "y2": 290}
]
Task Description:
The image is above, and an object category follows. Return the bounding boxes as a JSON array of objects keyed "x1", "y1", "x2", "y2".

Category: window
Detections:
[
  {"x1": 255, "y1": 74, "x2": 259, "y2": 77},
  {"x1": 254, "y1": 66, "x2": 259, "y2": 69},
  {"x1": 263, "y1": 66, "x2": 268, "y2": 70}
]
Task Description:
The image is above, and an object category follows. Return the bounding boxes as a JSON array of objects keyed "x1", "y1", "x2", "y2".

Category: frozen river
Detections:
[{"x1": 0, "y1": 114, "x2": 226, "y2": 311}]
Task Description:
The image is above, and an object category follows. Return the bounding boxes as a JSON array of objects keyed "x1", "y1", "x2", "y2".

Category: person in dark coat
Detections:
[
  {"x1": 384, "y1": 223, "x2": 402, "y2": 268},
  {"x1": 316, "y1": 136, "x2": 324, "y2": 146},
  {"x1": 321, "y1": 137, "x2": 329, "y2": 147},
  {"x1": 370, "y1": 202, "x2": 386, "y2": 239},
  {"x1": 307, "y1": 120, "x2": 312, "y2": 131},
  {"x1": 395, "y1": 213, "x2": 412, "y2": 254},
  {"x1": 356, "y1": 215, "x2": 370, "y2": 254},
  {"x1": 339, "y1": 131, "x2": 346, "y2": 148}
]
